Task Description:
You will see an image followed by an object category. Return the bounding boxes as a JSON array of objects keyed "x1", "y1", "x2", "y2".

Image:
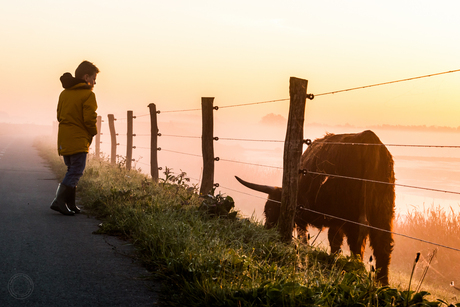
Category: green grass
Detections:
[{"x1": 35, "y1": 137, "x2": 459, "y2": 306}]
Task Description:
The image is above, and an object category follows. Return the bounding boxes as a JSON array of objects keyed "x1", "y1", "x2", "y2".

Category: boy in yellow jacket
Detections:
[{"x1": 50, "y1": 61, "x2": 99, "y2": 215}]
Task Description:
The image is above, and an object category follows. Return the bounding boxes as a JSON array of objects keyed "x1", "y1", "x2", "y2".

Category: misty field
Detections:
[{"x1": 34, "y1": 136, "x2": 460, "y2": 306}]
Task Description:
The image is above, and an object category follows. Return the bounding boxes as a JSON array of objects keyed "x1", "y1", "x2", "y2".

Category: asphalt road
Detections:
[{"x1": 0, "y1": 134, "x2": 159, "y2": 306}]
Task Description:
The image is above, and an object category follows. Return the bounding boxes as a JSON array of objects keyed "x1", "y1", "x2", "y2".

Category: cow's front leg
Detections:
[
  {"x1": 296, "y1": 226, "x2": 309, "y2": 244},
  {"x1": 328, "y1": 226, "x2": 344, "y2": 254}
]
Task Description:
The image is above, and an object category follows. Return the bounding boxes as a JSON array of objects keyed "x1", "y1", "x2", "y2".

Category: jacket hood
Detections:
[{"x1": 60, "y1": 72, "x2": 91, "y2": 90}]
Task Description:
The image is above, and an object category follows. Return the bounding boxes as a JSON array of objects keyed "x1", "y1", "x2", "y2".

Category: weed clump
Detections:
[{"x1": 199, "y1": 188, "x2": 237, "y2": 219}]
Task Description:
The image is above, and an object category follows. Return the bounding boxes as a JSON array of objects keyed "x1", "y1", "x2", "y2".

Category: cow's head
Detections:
[{"x1": 235, "y1": 176, "x2": 282, "y2": 229}]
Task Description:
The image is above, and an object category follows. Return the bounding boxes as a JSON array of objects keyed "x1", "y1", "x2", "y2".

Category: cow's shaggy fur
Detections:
[{"x1": 237, "y1": 130, "x2": 395, "y2": 285}]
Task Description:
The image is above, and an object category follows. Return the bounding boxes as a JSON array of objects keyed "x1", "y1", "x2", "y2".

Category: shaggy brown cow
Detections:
[{"x1": 236, "y1": 130, "x2": 395, "y2": 285}]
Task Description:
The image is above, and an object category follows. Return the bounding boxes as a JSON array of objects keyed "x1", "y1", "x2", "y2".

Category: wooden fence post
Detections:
[
  {"x1": 107, "y1": 114, "x2": 117, "y2": 165},
  {"x1": 126, "y1": 110, "x2": 134, "y2": 170},
  {"x1": 200, "y1": 97, "x2": 215, "y2": 195},
  {"x1": 148, "y1": 103, "x2": 159, "y2": 182},
  {"x1": 279, "y1": 77, "x2": 308, "y2": 242},
  {"x1": 95, "y1": 115, "x2": 102, "y2": 157}
]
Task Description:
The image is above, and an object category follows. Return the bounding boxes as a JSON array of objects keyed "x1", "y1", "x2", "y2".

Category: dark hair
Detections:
[{"x1": 75, "y1": 61, "x2": 100, "y2": 79}]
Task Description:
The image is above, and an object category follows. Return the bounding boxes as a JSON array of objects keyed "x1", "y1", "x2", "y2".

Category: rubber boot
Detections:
[
  {"x1": 50, "y1": 184, "x2": 75, "y2": 216},
  {"x1": 66, "y1": 186, "x2": 81, "y2": 214}
]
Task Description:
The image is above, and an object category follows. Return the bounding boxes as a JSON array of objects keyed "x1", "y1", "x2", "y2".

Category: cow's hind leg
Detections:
[
  {"x1": 347, "y1": 231, "x2": 367, "y2": 262},
  {"x1": 328, "y1": 226, "x2": 344, "y2": 254},
  {"x1": 346, "y1": 223, "x2": 368, "y2": 261},
  {"x1": 369, "y1": 228, "x2": 394, "y2": 286}
]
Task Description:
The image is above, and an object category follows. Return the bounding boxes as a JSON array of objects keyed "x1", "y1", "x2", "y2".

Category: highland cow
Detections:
[{"x1": 236, "y1": 130, "x2": 395, "y2": 285}]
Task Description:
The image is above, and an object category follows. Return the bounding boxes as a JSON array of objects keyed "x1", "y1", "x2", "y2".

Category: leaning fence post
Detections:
[
  {"x1": 200, "y1": 97, "x2": 215, "y2": 195},
  {"x1": 279, "y1": 77, "x2": 308, "y2": 243},
  {"x1": 148, "y1": 103, "x2": 159, "y2": 182},
  {"x1": 95, "y1": 115, "x2": 102, "y2": 157},
  {"x1": 126, "y1": 110, "x2": 134, "y2": 170},
  {"x1": 107, "y1": 114, "x2": 117, "y2": 164}
]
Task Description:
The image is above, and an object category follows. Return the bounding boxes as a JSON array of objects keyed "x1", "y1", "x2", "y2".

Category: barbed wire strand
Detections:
[
  {"x1": 130, "y1": 131, "x2": 460, "y2": 148},
  {"x1": 218, "y1": 184, "x2": 460, "y2": 252},
  {"x1": 159, "y1": 98, "x2": 288, "y2": 113},
  {"x1": 96, "y1": 136, "x2": 460, "y2": 195},
  {"x1": 93, "y1": 143, "x2": 460, "y2": 196},
  {"x1": 152, "y1": 69, "x2": 460, "y2": 114},
  {"x1": 161, "y1": 149, "x2": 202, "y2": 158},
  {"x1": 298, "y1": 206, "x2": 460, "y2": 253},
  {"x1": 219, "y1": 158, "x2": 282, "y2": 170},
  {"x1": 219, "y1": 137, "x2": 284, "y2": 143},
  {"x1": 219, "y1": 98, "x2": 290, "y2": 109},
  {"x1": 304, "y1": 170, "x2": 460, "y2": 196},
  {"x1": 222, "y1": 138, "x2": 460, "y2": 148},
  {"x1": 97, "y1": 69, "x2": 460, "y2": 127},
  {"x1": 161, "y1": 134, "x2": 201, "y2": 139},
  {"x1": 160, "y1": 108, "x2": 201, "y2": 113},
  {"x1": 219, "y1": 185, "x2": 269, "y2": 199},
  {"x1": 160, "y1": 134, "x2": 281, "y2": 143},
  {"x1": 95, "y1": 149, "x2": 460, "y2": 250},
  {"x1": 218, "y1": 157, "x2": 460, "y2": 195},
  {"x1": 315, "y1": 69, "x2": 460, "y2": 97},
  {"x1": 94, "y1": 69, "x2": 460, "y2": 252},
  {"x1": 312, "y1": 141, "x2": 460, "y2": 149}
]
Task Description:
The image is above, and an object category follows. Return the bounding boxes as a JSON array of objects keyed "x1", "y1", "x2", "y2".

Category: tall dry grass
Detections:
[{"x1": 391, "y1": 205, "x2": 460, "y2": 300}]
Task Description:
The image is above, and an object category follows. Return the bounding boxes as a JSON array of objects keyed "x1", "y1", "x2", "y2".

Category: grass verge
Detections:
[{"x1": 35, "y1": 137, "x2": 459, "y2": 306}]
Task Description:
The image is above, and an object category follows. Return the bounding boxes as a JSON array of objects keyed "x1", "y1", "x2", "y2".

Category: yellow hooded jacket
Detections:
[{"x1": 57, "y1": 73, "x2": 98, "y2": 156}]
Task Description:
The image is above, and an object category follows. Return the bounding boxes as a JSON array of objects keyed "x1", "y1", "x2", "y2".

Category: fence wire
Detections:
[
  {"x1": 218, "y1": 98, "x2": 290, "y2": 109},
  {"x1": 100, "y1": 68, "x2": 460, "y2": 129},
  {"x1": 147, "y1": 68, "x2": 460, "y2": 114},
  {"x1": 161, "y1": 149, "x2": 202, "y2": 158},
  {"x1": 218, "y1": 184, "x2": 460, "y2": 253},
  {"x1": 310, "y1": 141, "x2": 460, "y2": 149},
  {"x1": 134, "y1": 131, "x2": 460, "y2": 148},
  {"x1": 93, "y1": 68, "x2": 460, "y2": 260},
  {"x1": 298, "y1": 206, "x2": 460, "y2": 253},
  {"x1": 219, "y1": 137, "x2": 284, "y2": 143},
  {"x1": 158, "y1": 98, "x2": 288, "y2": 113},
  {"x1": 315, "y1": 68, "x2": 460, "y2": 97},
  {"x1": 219, "y1": 157, "x2": 460, "y2": 196},
  {"x1": 219, "y1": 158, "x2": 282, "y2": 169},
  {"x1": 161, "y1": 134, "x2": 201, "y2": 139},
  {"x1": 217, "y1": 183, "x2": 460, "y2": 253},
  {"x1": 304, "y1": 170, "x2": 460, "y2": 196}
]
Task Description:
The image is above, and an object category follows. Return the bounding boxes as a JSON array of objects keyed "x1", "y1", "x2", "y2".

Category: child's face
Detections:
[{"x1": 84, "y1": 73, "x2": 97, "y2": 89}]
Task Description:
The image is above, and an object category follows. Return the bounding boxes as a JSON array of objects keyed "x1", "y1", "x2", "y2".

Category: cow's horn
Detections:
[{"x1": 235, "y1": 176, "x2": 277, "y2": 194}]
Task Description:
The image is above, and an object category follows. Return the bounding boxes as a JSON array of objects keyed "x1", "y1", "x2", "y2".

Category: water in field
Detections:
[{"x1": 93, "y1": 117, "x2": 460, "y2": 221}]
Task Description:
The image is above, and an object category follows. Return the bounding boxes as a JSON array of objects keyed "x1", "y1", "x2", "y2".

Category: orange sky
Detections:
[{"x1": 1, "y1": 0, "x2": 459, "y2": 127}]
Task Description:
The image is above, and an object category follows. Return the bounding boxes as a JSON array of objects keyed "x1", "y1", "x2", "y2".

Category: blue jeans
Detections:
[{"x1": 61, "y1": 152, "x2": 87, "y2": 188}]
